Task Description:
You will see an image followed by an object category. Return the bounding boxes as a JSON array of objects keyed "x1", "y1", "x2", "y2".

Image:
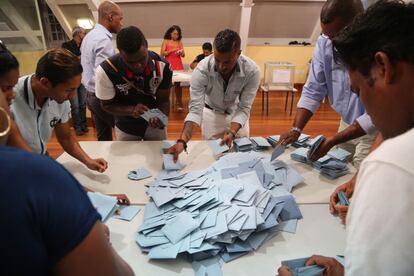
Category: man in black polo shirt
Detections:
[
  {"x1": 95, "y1": 26, "x2": 172, "y2": 140},
  {"x1": 190, "y1": 42, "x2": 213, "y2": 69},
  {"x1": 62, "y1": 26, "x2": 88, "y2": 135}
]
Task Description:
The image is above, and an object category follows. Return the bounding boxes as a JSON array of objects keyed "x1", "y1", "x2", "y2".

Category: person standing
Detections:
[
  {"x1": 62, "y1": 26, "x2": 88, "y2": 136},
  {"x1": 96, "y1": 26, "x2": 172, "y2": 141},
  {"x1": 161, "y1": 25, "x2": 185, "y2": 111},
  {"x1": 81, "y1": 1, "x2": 123, "y2": 141},
  {"x1": 168, "y1": 29, "x2": 260, "y2": 160}
]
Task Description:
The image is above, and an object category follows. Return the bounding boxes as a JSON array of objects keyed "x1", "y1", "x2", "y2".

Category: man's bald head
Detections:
[{"x1": 98, "y1": 1, "x2": 123, "y2": 33}]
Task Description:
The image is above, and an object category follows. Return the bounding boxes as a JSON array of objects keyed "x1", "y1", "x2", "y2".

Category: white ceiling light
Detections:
[{"x1": 77, "y1": 18, "x2": 94, "y2": 30}]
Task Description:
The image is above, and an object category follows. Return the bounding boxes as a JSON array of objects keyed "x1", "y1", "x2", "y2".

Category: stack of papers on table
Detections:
[
  {"x1": 308, "y1": 135, "x2": 326, "y2": 157},
  {"x1": 233, "y1": 137, "x2": 253, "y2": 152},
  {"x1": 87, "y1": 192, "x2": 118, "y2": 223},
  {"x1": 138, "y1": 152, "x2": 305, "y2": 275},
  {"x1": 319, "y1": 160, "x2": 349, "y2": 179},
  {"x1": 267, "y1": 135, "x2": 280, "y2": 147},
  {"x1": 250, "y1": 137, "x2": 271, "y2": 151},
  {"x1": 141, "y1": 108, "x2": 168, "y2": 126},
  {"x1": 281, "y1": 257, "x2": 325, "y2": 276},
  {"x1": 292, "y1": 134, "x2": 311, "y2": 148},
  {"x1": 327, "y1": 148, "x2": 352, "y2": 162},
  {"x1": 290, "y1": 147, "x2": 350, "y2": 179}
]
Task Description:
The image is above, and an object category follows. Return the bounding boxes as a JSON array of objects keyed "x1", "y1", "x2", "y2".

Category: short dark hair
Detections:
[
  {"x1": 0, "y1": 44, "x2": 19, "y2": 77},
  {"x1": 35, "y1": 48, "x2": 83, "y2": 87},
  {"x1": 320, "y1": 0, "x2": 363, "y2": 25},
  {"x1": 117, "y1": 26, "x2": 148, "y2": 54},
  {"x1": 214, "y1": 29, "x2": 241, "y2": 53},
  {"x1": 163, "y1": 25, "x2": 182, "y2": 40},
  {"x1": 333, "y1": 0, "x2": 414, "y2": 77},
  {"x1": 202, "y1": 42, "x2": 213, "y2": 51}
]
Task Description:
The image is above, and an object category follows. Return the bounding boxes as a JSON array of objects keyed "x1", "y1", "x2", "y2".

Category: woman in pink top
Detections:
[{"x1": 161, "y1": 25, "x2": 185, "y2": 111}]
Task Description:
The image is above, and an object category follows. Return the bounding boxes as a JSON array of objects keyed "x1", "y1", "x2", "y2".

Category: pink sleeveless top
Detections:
[{"x1": 164, "y1": 41, "x2": 184, "y2": 71}]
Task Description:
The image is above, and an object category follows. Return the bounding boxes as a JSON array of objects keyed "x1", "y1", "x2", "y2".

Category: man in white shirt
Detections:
[
  {"x1": 168, "y1": 29, "x2": 260, "y2": 160},
  {"x1": 12, "y1": 48, "x2": 107, "y2": 173},
  {"x1": 278, "y1": 1, "x2": 414, "y2": 275}
]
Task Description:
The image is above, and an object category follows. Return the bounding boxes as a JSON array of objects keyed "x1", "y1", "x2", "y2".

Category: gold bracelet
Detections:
[{"x1": 0, "y1": 107, "x2": 11, "y2": 138}]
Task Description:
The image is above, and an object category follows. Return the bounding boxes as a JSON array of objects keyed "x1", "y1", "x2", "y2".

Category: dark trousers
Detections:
[
  {"x1": 69, "y1": 84, "x2": 87, "y2": 132},
  {"x1": 86, "y1": 91, "x2": 114, "y2": 141}
]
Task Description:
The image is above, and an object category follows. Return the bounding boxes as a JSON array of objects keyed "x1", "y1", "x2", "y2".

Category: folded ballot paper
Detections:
[
  {"x1": 292, "y1": 134, "x2": 311, "y2": 148},
  {"x1": 138, "y1": 151, "x2": 306, "y2": 275},
  {"x1": 233, "y1": 137, "x2": 253, "y2": 152},
  {"x1": 290, "y1": 147, "x2": 350, "y2": 179},
  {"x1": 267, "y1": 135, "x2": 281, "y2": 147},
  {"x1": 141, "y1": 108, "x2": 168, "y2": 126},
  {"x1": 250, "y1": 137, "x2": 272, "y2": 151},
  {"x1": 308, "y1": 135, "x2": 326, "y2": 157},
  {"x1": 208, "y1": 139, "x2": 230, "y2": 157},
  {"x1": 87, "y1": 192, "x2": 118, "y2": 223},
  {"x1": 338, "y1": 191, "x2": 350, "y2": 206},
  {"x1": 281, "y1": 257, "x2": 325, "y2": 276}
]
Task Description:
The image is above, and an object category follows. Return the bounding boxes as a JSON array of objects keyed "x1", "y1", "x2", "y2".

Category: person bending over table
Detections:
[
  {"x1": 168, "y1": 29, "x2": 260, "y2": 161},
  {"x1": 96, "y1": 26, "x2": 172, "y2": 141},
  {"x1": 278, "y1": 1, "x2": 414, "y2": 274},
  {"x1": 279, "y1": 0, "x2": 377, "y2": 169}
]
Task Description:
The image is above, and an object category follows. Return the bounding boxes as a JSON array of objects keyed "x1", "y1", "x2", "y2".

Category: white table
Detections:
[
  {"x1": 57, "y1": 141, "x2": 356, "y2": 204},
  {"x1": 107, "y1": 204, "x2": 345, "y2": 276},
  {"x1": 172, "y1": 71, "x2": 192, "y2": 83}
]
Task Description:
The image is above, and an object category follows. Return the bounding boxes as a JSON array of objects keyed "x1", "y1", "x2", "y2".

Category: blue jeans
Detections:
[{"x1": 69, "y1": 84, "x2": 87, "y2": 132}]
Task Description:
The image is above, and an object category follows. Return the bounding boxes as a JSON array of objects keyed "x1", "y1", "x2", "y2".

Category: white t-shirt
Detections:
[{"x1": 345, "y1": 128, "x2": 414, "y2": 275}]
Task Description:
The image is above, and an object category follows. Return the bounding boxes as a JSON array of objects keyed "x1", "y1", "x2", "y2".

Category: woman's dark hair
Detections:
[
  {"x1": 163, "y1": 25, "x2": 182, "y2": 40},
  {"x1": 35, "y1": 48, "x2": 83, "y2": 87},
  {"x1": 0, "y1": 43, "x2": 19, "y2": 78}
]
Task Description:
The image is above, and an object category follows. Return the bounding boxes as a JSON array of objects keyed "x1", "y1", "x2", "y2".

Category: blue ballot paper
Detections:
[
  {"x1": 128, "y1": 168, "x2": 152, "y2": 180},
  {"x1": 338, "y1": 191, "x2": 350, "y2": 206},
  {"x1": 113, "y1": 205, "x2": 141, "y2": 221},
  {"x1": 308, "y1": 135, "x2": 326, "y2": 157},
  {"x1": 162, "y1": 154, "x2": 185, "y2": 171},
  {"x1": 141, "y1": 108, "x2": 168, "y2": 126},
  {"x1": 281, "y1": 257, "x2": 325, "y2": 276},
  {"x1": 328, "y1": 148, "x2": 352, "y2": 162},
  {"x1": 271, "y1": 144, "x2": 286, "y2": 161},
  {"x1": 139, "y1": 152, "x2": 304, "y2": 275},
  {"x1": 208, "y1": 139, "x2": 229, "y2": 156},
  {"x1": 87, "y1": 192, "x2": 118, "y2": 223}
]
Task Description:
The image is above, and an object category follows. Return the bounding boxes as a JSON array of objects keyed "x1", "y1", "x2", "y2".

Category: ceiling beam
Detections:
[
  {"x1": 45, "y1": 0, "x2": 72, "y2": 38},
  {"x1": 0, "y1": 0, "x2": 43, "y2": 49}
]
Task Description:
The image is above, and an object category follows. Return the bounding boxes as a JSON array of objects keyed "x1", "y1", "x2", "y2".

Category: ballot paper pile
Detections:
[
  {"x1": 137, "y1": 152, "x2": 305, "y2": 275},
  {"x1": 233, "y1": 137, "x2": 253, "y2": 152},
  {"x1": 281, "y1": 257, "x2": 325, "y2": 276},
  {"x1": 141, "y1": 108, "x2": 168, "y2": 126},
  {"x1": 281, "y1": 256, "x2": 345, "y2": 276},
  {"x1": 250, "y1": 137, "x2": 272, "y2": 151},
  {"x1": 266, "y1": 134, "x2": 310, "y2": 148},
  {"x1": 290, "y1": 146, "x2": 352, "y2": 179}
]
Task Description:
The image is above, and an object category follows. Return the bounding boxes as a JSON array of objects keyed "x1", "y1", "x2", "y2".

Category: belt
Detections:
[{"x1": 204, "y1": 104, "x2": 230, "y2": 115}]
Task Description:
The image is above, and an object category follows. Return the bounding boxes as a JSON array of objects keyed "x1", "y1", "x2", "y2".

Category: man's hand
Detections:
[
  {"x1": 131, "y1": 104, "x2": 149, "y2": 118},
  {"x1": 167, "y1": 142, "x2": 185, "y2": 162},
  {"x1": 85, "y1": 158, "x2": 108, "y2": 173},
  {"x1": 308, "y1": 136, "x2": 335, "y2": 161},
  {"x1": 221, "y1": 131, "x2": 235, "y2": 148},
  {"x1": 329, "y1": 176, "x2": 356, "y2": 224},
  {"x1": 148, "y1": 117, "x2": 164, "y2": 129},
  {"x1": 305, "y1": 255, "x2": 344, "y2": 276},
  {"x1": 109, "y1": 194, "x2": 130, "y2": 205},
  {"x1": 277, "y1": 266, "x2": 293, "y2": 276},
  {"x1": 280, "y1": 130, "x2": 300, "y2": 145}
]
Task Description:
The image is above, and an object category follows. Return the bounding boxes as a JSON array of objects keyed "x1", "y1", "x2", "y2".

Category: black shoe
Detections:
[
  {"x1": 75, "y1": 129, "x2": 85, "y2": 136},
  {"x1": 82, "y1": 125, "x2": 89, "y2": 133}
]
